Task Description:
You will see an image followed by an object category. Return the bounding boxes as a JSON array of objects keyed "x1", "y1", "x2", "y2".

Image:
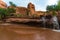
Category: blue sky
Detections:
[{"x1": 3, "y1": 0, "x2": 58, "y2": 11}]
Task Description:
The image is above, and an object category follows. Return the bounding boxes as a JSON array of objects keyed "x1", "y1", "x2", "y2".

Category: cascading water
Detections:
[
  {"x1": 52, "y1": 16, "x2": 59, "y2": 29},
  {"x1": 41, "y1": 16, "x2": 46, "y2": 28}
]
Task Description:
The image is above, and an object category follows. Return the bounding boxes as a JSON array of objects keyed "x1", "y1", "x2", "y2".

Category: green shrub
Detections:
[{"x1": 15, "y1": 14, "x2": 23, "y2": 17}]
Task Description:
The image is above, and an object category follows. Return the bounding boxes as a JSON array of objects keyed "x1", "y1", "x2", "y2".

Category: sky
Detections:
[{"x1": 3, "y1": 0, "x2": 58, "y2": 11}]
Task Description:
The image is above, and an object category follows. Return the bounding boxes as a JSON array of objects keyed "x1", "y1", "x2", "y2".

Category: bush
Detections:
[
  {"x1": 15, "y1": 14, "x2": 23, "y2": 18},
  {"x1": 0, "y1": 8, "x2": 8, "y2": 19}
]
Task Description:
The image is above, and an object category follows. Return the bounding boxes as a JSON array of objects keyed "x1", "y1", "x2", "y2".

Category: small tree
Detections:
[
  {"x1": 46, "y1": 5, "x2": 58, "y2": 16},
  {"x1": 7, "y1": 8, "x2": 16, "y2": 13},
  {"x1": 46, "y1": 5, "x2": 57, "y2": 11},
  {"x1": 7, "y1": 8, "x2": 16, "y2": 16},
  {"x1": 57, "y1": 0, "x2": 60, "y2": 6},
  {"x1": 0, "y1": 8, "x2": 8, "y2": 20},
  {"x1": 56, "y1": 0, "x2": 60, "y2": 11},
  {"x1": 9, "y1": 1, "x2": 16, "y2": 7}
]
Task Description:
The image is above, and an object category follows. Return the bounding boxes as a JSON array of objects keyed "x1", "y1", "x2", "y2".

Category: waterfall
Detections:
[
  {"x1": 41, "y1": 16, "x2": 46, "y2": 28},
  {"x1": 52, "y1": 16, "x2": 59, "y2": 29}
]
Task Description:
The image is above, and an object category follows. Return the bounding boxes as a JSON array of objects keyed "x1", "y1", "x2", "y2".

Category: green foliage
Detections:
[
  {"x1": 56, "y1": 0, "x2": 60, "y2": 11},
  {"x1": 9, "y1": 1, "x2": 16, "y2": 7},
  {"x1": 6, "y1": 8, "x2": 16, "y2": 16},
  {"x1": 7, "y1": 8, "x2": 16, "y2": 13},
  {"x1": 52, "y1": 11, "x2": 57, "y2": 16},
  {"x1": 55, "y1": 6, "x2": 60, "y2": 11},
  {"x1": 46, "y1": 0, "x2": 60, "y2": 16},
  {"x1": 46, "y1": 5, "x2": 52, "y2": 11},
  {"x1": 0, "y1": 2, "x2": 16, "y2": 20},
  {"x1": 46, "y1": 5, "x2": 57, "y2": 16},
  {"x1": 46, "y1": 5, "x2": 57, "y2": 11},
  {"x1": 57, "y1": 0, "x2": 60, "y2": 6},
  {"x1": 46, "y1": 0, "x2": 60, "y2": 11},
  {"x1": 15, "y1": 14, "x2": 23, "y2": 17},
  {"x1": 0, "y1": 8, "x2": 16, "y2": 20},
  {"x1": 32, "y1": 14, "x2": 38, "y2": 18},
  {"x1": 0, "y1": 8, "x2": 8, "y2": 19}
]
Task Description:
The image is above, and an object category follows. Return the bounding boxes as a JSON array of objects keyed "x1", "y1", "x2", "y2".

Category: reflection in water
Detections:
[
  {"x1": 34, "y1": 33, "x2": 45, "y2": 40},
  {"x1": 34, "y1": 33, "x2": 40, "y2": 40}
]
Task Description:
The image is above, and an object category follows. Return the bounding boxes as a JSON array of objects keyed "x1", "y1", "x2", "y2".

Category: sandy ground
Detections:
[{"x1": 0, "y1": 23, "x2": 60, "y2": 40}]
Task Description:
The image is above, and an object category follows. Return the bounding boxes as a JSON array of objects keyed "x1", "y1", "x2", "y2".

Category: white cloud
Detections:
[
  {"x1": 47, "y1": 0, "x2": 58, "y2": 5},
  {"x1": 35, "y1": 4, "x2": 46, "y2": 11}
]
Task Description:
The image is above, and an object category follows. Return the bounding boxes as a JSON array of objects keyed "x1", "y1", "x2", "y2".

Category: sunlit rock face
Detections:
[
  {"x1": 27, "y1": 3, "x2": 35, "y2": 15},
  {"x1": 8, "y1": 2, "x2": 46, "y2": 17},
  {"x1": 16, "y1": 7, "x2": 28, "y2": 15},
  {"x1": 0, "y1": 0, "x2": 7, "y2": 8}
]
